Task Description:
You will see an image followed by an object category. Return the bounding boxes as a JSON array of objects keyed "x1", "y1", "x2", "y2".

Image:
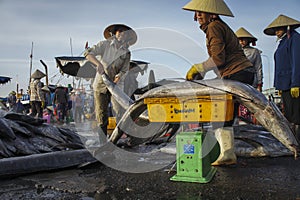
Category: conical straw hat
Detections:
[
  {"x1": 46, "y1": 106, "x2": 54, "y2": 111},
  {"x1": 235, "y1": 27, "x2": 257, "y2": 41},
  {"x1": 103, "y1": 24, "x2": 137, "y2": 46},
  {"x1": 31, "y1": 69, "x2": 46, "y2": 79},
  {"x1": 41, "y1": 85, "x2": 50, "y2": 92},
  {"x1": 182, "y1": 0, "x2": 234, "y2": 17},
  {"x1": 264, "y1": 14, "x2": 300, "y2": 35}
]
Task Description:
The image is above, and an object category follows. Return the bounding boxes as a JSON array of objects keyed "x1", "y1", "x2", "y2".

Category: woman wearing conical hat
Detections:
[
  {"x1": 183, "y1": 0, "x2": 255, "y2": 166},
  {"x1": 183, "y1": 0, "x2": 253, "y2": 84},
  {"x1": 264, "y1": 14, "x2": 300, "y2": 142},
  {"x1": 84, "y1": 24, "x2": 137, "y2": 136},
  {"x1": 235, "y1": 27, "x2": 263, "y2": 92},
  {"x1": 29, "y1": 69, "x2": 46, "y2": 118}
]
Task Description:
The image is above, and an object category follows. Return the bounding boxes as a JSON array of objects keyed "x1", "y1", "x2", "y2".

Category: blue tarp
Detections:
[{"x1": 0, "y1": 76, "x2": 11, "y2": 84}]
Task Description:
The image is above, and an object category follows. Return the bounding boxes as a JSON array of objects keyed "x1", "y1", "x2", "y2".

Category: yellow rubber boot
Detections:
[{"x1": 211, "y1": 127, "x2": 237, "y2": 166}]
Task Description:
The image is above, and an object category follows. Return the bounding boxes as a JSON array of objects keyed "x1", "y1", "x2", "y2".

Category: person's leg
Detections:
[
  {"x1": 223, "y1": 70, "x2": 254, "y2": 127},
  {"x1": 94, "y1": 90, "x2": 109, "y2": 136},
  {"x1": 36, "y1": 101, "x2": 42, "y2": 118},
  {"x1": 282, "y1": 90, "x2": 300, "y2": 142},
  {"x1": 62, "y1": 104, "x2": 67, "y2": 123},
  {"x1": 224, "y1": 68, "x2": 254, "y2": 85},
  {"x1": 217, "y1": 70, "x2": 254, "y2": 164},
  {"x1": 30, "y1": 101, "x2": 37, "y2": 117},
  {"x1": 211, "y1": 127, "x2": 237, "y2": 166},
  {"x1": 110, "y1": 96, "x2": 125, "y2": 125}
]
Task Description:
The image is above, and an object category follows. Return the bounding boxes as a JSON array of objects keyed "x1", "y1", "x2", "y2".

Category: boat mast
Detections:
[
  {"x1": 29, "y1": 42, "x2": 33, "y2": 87},
  {"x1": 70, "y1": 37, "x2": 75, "y2": 89}
]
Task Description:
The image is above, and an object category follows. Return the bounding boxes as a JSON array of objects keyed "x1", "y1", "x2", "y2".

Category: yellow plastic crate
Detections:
[
  {"x1": 107, "y1": 117, "x2": 116, "y2": 130},
  {"x1": 16, "y1": 93, "x2": 23, "y2": 99},
  {"x1": 144, "y1": 94, "x2": 234, "y2": 122}
]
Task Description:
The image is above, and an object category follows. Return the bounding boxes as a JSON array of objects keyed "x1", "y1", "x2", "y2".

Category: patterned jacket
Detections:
[{"x1": 29, "y1": 79, "x2": 44, "y2": 102}]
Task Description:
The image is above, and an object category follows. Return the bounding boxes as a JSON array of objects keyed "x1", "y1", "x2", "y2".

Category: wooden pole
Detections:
[{"x1": 29, "y1": 42, "x2": 33, "y2": 87}]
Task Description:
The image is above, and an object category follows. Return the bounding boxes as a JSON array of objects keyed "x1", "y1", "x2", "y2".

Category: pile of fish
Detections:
[{"x1": 0, "y1": 110, "x2": 84, "y2": 159}]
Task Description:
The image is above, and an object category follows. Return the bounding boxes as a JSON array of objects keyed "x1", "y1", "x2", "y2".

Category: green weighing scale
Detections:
[{"x1": 144, "y1": 94, "x2": 234, "y2": 183}]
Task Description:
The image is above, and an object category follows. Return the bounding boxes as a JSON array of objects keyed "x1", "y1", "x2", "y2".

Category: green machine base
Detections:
[
  {"x1": 170, "y1": 166, "x2": 217, "y2": 183},
  {"x1": 170, "y1": 131, "x2": 220, "y2": 183}
]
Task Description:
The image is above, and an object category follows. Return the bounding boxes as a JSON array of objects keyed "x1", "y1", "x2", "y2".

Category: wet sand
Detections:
[
  {"x1": 0, "y1": 153, "x2": 300, "y2": 200},
  {"x1": 1, "y1": 121, "x2": 300, "y2": 199}
]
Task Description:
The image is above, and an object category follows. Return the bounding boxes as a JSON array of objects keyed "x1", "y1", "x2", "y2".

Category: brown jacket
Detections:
[{"x1": 201, "y1": 20, "x2": 253, "y2": 77}]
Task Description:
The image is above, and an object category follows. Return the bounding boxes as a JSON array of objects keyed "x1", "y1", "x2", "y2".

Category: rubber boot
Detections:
[
  {"x1": 211, "y1": 127, "x2": 237, "y2": 166},
  {"x1": 93, "y1": 125, "x2": 110, "y2": 158}
]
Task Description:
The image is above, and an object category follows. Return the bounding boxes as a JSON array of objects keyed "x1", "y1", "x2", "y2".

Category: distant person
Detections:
[
  {"x1": 84, "y1": 24, "x2": 137, "y2": 136},
  {"x1": 74, "y1": 91, "x2": 83, "y2": 123},
  {"x1": 22, "y1": 89, "x2": 31, "y2": 114},
  {"x1": 14, "y1": 99, "x2": 25, "y2": 114},
  {"x1": 235, "y1": 27, "x2": 264, "y2": 124},
  {"x1": 264, "y1": 14, "x2": 300, "y2": 142},
  {"x1": 235, "y1": 27, "x2": 263, "y2": 92},
  {"x1": 7, "y1": 91, "x2": 17, "y2": 111},
  {"x1": 53, "y1": 84, "x2": 68, "y2": 124},
  {"x1": 182, "y1": 0, "x2": 254, "y2": 165},
  {"x1": 41, "y1": 85, "x2": 51, "y2": 107},
  {"x1": 29, "y1": 69, "x2": 46, "y2": 118},
  {"x1": 21, "y1": 89, "x2": 30, "y2": 101}
]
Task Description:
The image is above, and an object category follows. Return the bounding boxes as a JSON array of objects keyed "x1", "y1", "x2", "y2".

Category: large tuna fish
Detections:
[{"x1": 104, "y1": 78, "x2": 299, "y2": 158}]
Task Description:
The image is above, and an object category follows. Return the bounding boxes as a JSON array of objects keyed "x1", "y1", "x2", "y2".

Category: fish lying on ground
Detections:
[
  {"x1": 106, "y1": 78, "x2": 299, "y2": 158},
  {"x1": 0, "y1": 139, "x2": 11, "y2": 157},
  {"x1": 7, "y1": 119, "x2": 32, "y2": 137},
  {"x1": 0, "y1": 111, "x2": 84, "y2": 159},
  {"x1": 234, "y1": 124, "x2": 294, "y2": 157},
  {"x1": 0, "y1": 117, "x2": 16, "y2": 140},
  {"x1": 159, "y1": 124, "x2": 294, "y2": 157},
  {"x1": 4, "y1": 112, "x2": 44, "y2": 126}
]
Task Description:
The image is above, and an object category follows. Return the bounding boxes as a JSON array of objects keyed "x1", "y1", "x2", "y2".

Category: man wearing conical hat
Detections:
[
  {"x1": 29, "y1": 69, "x2": 46, "y2": 118},
  {"x1": 183, "y1": 0, "x2": 255, "y2": 166},
  {"x1": 84, "y1": 24, "x2": 137, "y2": 137},
  {"x1": 235, "y1": 27, "x2": 263, "y2": 92},
  {"x1": 264, "y1": 14, "x2": 300, "y2": 142}
]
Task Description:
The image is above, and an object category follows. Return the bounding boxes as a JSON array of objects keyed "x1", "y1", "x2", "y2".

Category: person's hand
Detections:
[
  {"x1": 291, "y1": 87, "x2": 300, "y2": 98},
  {"x1": 278, "y1": 90, "x2": 282, "y2": 96},
  {"x1": 41, "y1": 101, "x2": 45, "y2": 108},
  {"x1": 257, "y1": 84, "x2": 262, "y2": 92},
  {"x1": 113, "y1": 76, "x2": 120, "y2": 83},
  {"x1": 186, "y1": 63, "x2": 205, "y2": 80}
]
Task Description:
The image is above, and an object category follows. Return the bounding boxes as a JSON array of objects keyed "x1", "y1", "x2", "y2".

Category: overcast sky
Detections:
[{"x1": 0, "y1": 0, "x2": 299, "y2": 97}]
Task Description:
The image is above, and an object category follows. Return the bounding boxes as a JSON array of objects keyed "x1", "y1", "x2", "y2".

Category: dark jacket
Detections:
[
  {"x1": 274, "y1": 30, "x2": 300, "y2": 90},
  {"x1": 53, "y1": 87, "x2": 68, "y2": 104}
]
